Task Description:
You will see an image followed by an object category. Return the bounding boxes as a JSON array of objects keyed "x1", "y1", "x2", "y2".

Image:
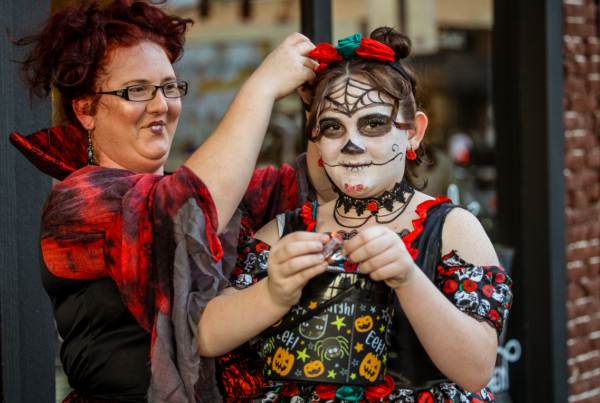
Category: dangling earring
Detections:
[
  {"x1": 318, "y1": 158, "x2": 324, "y2": 167},
  {"x1": 87, "y1": 129, "x2": 95, "y2": 165},
  {"x1": 407, "y1": 147, "x2": 417, "y2": 160}
]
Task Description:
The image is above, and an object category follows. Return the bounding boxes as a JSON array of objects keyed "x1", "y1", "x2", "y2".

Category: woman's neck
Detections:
[{"x1": 95, "y1": 152, "x2": 165, "y2": 175}]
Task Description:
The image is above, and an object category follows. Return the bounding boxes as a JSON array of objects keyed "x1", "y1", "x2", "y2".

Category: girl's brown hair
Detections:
[{"x1": 305, "y1": 27, "x2": 427, "y2": 190}]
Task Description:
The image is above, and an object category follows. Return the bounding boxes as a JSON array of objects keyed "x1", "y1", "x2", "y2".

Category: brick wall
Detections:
[{"x1": 564, "y1": 1, "x2": 600, "y2": 401}]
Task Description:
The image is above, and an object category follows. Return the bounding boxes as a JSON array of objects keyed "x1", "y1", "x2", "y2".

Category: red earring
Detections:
[
  {"x1": 407, "y1": 148, "x2": 417, "y2": 160},
  {"x1": 318, "y1": 158, "x2": 324, "y2": 167}
]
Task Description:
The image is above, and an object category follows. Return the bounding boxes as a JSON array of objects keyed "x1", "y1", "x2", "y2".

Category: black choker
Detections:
[
  {"x1": 335, "y1": 180, "x2": 414, "y2": 216},
  {"x1": 333, "y1": 180, "x2": 415, "y2": 229}
]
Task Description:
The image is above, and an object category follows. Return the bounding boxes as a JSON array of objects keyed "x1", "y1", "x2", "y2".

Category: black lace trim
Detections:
[
  {"x1": 463, "y1": 312, "x2": 501, "y2": 336},
  {"x1": 334, "y1": 179, "x2": 414, "y2": 216},
  {"x1": 397, "y1": 228, "x2": 411, "y2": 238}
]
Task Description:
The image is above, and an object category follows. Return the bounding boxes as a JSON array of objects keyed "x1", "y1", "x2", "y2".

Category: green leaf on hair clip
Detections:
[{"x1": 336, "y1": 33, "x2": 362, "y2": 58}]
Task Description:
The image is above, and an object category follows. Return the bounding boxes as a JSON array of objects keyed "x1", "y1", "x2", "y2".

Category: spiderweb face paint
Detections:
[
  {"x1": 324, "y1": 78, "x2": 392, "y2": 116},
  {"x1": 317, "y1": 76, "x2": 411, "y2": 199}
]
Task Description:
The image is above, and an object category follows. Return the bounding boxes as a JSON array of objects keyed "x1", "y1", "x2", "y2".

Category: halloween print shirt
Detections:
[{"x1": 217, "y1": 202, "x2": 513, "y2": 403}]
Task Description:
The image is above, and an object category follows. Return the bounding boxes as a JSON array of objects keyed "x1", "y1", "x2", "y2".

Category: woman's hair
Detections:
[
  {"x1": 13, "y1": 0, "x2": 193, "y2": 129},
  {"x1": 306, "y1": 27, "x2": 428, "y2": 190}
]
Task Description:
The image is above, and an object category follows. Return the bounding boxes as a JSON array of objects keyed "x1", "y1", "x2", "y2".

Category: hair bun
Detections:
[{"x1": 370, "y1": 27, "x2": 411, "y2": 61}]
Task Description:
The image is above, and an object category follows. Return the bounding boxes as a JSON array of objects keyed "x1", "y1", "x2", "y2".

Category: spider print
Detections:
[{"x1": 315, "y1": 336, "x2": 350, "y2": 361}]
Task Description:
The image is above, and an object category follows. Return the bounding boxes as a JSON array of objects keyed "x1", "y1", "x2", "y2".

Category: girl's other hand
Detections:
[
  {"x1": 342, "y1": 226, "x2": 417, "y2": 289},
  {"x1": 266, "y1": 231, "x2": 330, "y2": 309}
]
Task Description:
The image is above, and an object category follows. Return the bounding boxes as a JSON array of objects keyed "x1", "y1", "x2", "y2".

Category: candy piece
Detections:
[{"x1": 322, "y1": 233, "x2": 345, "y2": 263}]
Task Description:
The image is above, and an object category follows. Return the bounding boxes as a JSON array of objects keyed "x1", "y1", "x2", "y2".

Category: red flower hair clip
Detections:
[
  {"x1": 308, "y1": 34, "x2": 396, "y2": 74},
  {"x1": 355, "y1": 38, "x2": 395, "y2": 62},
  {"x1": 308, "y1": 43, "x2": 343, "y2": 73}
]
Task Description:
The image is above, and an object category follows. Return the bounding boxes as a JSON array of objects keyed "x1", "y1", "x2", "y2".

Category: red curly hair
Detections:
[{"x1": 13, "y1": 0, "x2": 193, "y2": 129}]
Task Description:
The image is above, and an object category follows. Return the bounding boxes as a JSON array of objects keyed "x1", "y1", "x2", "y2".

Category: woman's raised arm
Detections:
[{"x1": 184, "y1": 33, "x2": 317, "y2": 234}]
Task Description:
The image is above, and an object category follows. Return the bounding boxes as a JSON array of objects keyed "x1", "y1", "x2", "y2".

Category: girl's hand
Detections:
[
  {"x1": 247, "y1": 33, "x2": 318, "y2": 102},
  {"x1": 342, "y1": 226, "x2": 417, "y2": 289},
  {"x1": 266, "y1": 232, "x2": 330, "y2": 309}
]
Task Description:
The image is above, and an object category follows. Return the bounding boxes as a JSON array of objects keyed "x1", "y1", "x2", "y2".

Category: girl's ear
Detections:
[
  {"x1": 408, "y1": 111, "x2": 428, "y2": 150},
  {"x1": 72, "y1": 97, "x2": 95, "y2": 130}
]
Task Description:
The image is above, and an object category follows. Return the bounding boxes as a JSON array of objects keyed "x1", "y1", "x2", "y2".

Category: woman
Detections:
[
  {"x1": 9, "y1": 0, "x2": 316, "y2": 401},
  {"x1": 199, "y1": 28, "x2": 512, "y2": 402}
]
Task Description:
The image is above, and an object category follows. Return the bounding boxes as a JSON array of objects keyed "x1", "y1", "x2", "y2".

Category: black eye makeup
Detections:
[
  {"x1": 319, "y1": 117, "x2": 346, "y2": 139},
  {"x1": 357, "y1": 113, "x2": 393, "y2": 137}
]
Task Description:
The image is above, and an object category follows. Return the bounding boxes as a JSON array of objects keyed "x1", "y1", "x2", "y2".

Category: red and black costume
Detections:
[
  {"x1": 10, "y1": 124, "x2": 306, "y2": 403},
  {"x1": 11, "y1": 125, "x2": 242, "y2": 402},
  {"x1": 218, "y1": 199, "x2": 513, "y2": 403}
]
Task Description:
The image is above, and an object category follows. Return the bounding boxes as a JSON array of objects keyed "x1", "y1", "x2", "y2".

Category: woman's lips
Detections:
[{"x1": 145, "y1": 121, "x2": 165, "y2": 135}]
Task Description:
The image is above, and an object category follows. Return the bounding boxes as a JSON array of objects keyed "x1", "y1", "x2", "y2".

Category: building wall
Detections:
[{"x1": 564, "y1": 1, "x2": 600, "y2": 401}]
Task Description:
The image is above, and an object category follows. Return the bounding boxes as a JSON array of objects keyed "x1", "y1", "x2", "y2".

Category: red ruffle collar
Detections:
[
  {"x1": 300, "y1": 195, "x2": 452, "y2": 260},
  {"x1": 10, "y1": 125, "x2": 87, "y2": 180},
  {"x1": 402, "y1": 195, "x2": 452, "y2": 259}
]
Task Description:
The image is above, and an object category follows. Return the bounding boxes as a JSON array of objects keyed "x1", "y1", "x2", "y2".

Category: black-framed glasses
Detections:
[{"x1": 94, "y1": 80, "x2": 188, "y2": 101}]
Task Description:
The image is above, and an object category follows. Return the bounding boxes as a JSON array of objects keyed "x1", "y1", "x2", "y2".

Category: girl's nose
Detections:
[{"x1": 340, "y1": 139, "x2": 365, "y2": 155}]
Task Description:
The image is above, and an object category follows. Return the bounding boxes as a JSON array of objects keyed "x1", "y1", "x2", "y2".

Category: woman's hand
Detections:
[
  {"x1": 342, "y1": 226, "x2": 417, "y2": 289},
  {"x1": 266, "y1": 232, "x2": 330, "y2": 309},
  {"x1": 246, "y1": 33, "x2": 318, "y2": 102}
]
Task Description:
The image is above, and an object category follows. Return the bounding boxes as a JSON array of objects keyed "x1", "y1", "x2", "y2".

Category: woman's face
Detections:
[
  {"x1": 85, "y1": 41, "x2": 182, "y2": 174},
  {"x1": 317, "y1": 76, "x2": 410, "y2": 198}
]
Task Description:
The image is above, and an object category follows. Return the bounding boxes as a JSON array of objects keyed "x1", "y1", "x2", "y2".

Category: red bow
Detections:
[
  {"x1": 317, "y1": 63, "x2": 329, "y2": 73},
  {"x1": 308, "y1": 43, "x2": 343, "y2": 64},
  {"x1": 355, "y1": 38, "x2": 395, "y2": 62},
  {"x1": 364, "y1": 375, "x2": 395, "y2": 399},
  {"x1": 314, "y1": 384, "x2": 337, "y2": 399},
  {"x1": 280, "y1": 383, "x2": 299, "y2": 396},
  {"x1": 300, "y1": 202, "x2": 317, "y2": 232}
]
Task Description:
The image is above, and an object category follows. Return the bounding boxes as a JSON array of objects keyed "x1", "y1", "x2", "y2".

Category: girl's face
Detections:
[
  {"x1": 317, "y1": 76, "x2": 411, "y2": 198},
  {"x1": 81, "y1": 41, "x2": 182, "y2": 175}
]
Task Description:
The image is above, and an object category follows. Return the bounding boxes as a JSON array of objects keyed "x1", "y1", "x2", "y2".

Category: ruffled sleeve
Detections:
[
  {"x1": 242, "y1": 164, "x2": 298, "y2": 229},
  {"x1": 40, "y1": 165, "x2": 224, "y2": 330},
  {"x1": 435, "y1": 250, "x2": 513, "y2": 335},
  {"x1": 10, "y1": 125, "x2": 87, "y2": 181},
  {"x1": 39, "y1": 164, "x2": 240, "y2": 401}
]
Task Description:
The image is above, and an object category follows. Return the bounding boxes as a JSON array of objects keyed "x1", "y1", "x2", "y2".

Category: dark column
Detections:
[
  {"x1": 398, "y1": 0, "x2": 407, "y2": 33},
  {"x1": 299, "y1": 0, "x2": 332, "y2": 149},
  {"x1": 493, "y1": 0, "x2": 567, "y2": 402},
  {"x1": 300, "y1": 0, "x2": 332, "y2": 45},
  {"x1": 0, "y1": 0, "x2": 55, "y2": 401}
]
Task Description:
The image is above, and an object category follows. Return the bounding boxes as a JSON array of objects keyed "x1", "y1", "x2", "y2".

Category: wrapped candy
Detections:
[{"x1": 322, "y1": 233, "x2": 345, "y2": 264}]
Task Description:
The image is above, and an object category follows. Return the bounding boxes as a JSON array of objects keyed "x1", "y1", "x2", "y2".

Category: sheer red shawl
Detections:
[{"x1": 11, "y1": 125, "x2": 238, "y2": 402}]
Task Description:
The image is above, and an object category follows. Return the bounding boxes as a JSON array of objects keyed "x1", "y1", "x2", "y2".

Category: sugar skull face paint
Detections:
[{"x1": 317, "y1": 76, "x2": 411, "y2": 198}]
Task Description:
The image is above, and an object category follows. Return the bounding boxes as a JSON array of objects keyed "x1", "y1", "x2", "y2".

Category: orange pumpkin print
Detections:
[
  {"x1": 354, "y1": 315, "x2": 373, "y2": 332},
  {"x1": 272, "y1": 347, "x2": 295, "y2": 376},
  {"x1": 303, "y1": 360, "x2": 325, "y2": 378},
  {"x1": 359, "y1": 352, "x2": 382, "y2": 382}
]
